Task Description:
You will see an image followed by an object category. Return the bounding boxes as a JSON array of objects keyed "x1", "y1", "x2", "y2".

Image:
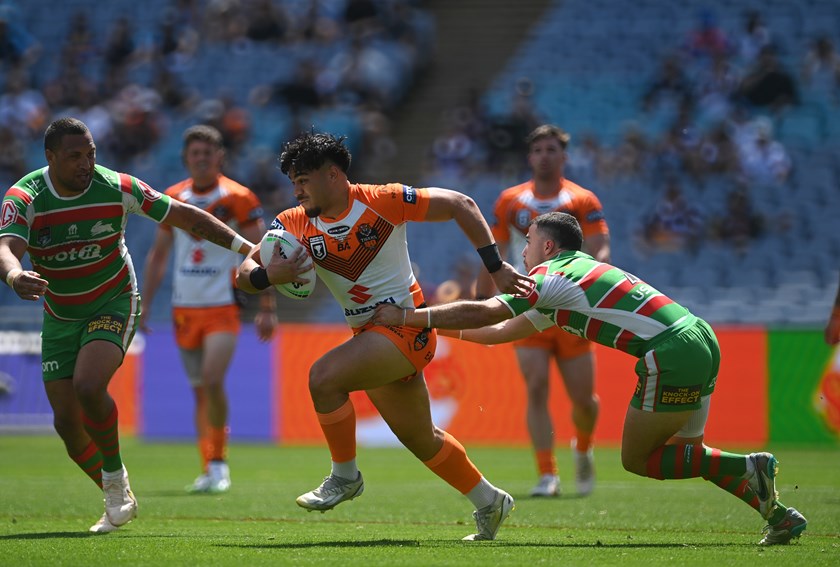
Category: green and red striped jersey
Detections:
[
  {"x1": 499, "y1": 251, "x2": 694, "y2": 357},
  {"x1": 0, "y1": 164, "x2": 171, "y2": 320}
]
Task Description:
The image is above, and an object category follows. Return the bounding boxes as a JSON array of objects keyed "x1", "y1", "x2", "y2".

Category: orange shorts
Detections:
[
  {"x1": 172, "y1": 304, "x2": 240, "y2": 350},
  {"x1": 515, "y1": 325, "x2": 593, "y2": 359},
  {"x1": 354, "y1": 321, "x2": 437, "y2": 378}
]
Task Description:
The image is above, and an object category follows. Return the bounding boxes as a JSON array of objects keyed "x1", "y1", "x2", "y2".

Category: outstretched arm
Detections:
[
  {"x1": 240, "y1": 220, "x2": 277, "y2": 341},
  {"x1": 162, "y1": 199, "x2": 253, "y2": 255},
  {"x1": 423, "y1": 188, "x2": 533, "y2": 296}
]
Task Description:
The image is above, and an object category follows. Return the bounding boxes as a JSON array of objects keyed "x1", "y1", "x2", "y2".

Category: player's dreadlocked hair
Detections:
[{"x1": 279, "y1": 132, "x2": 352, "y2": 176}]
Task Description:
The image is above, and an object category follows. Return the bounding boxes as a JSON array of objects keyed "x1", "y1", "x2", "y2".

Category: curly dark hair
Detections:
[{"x1": 278, "y1": 132, "x2": 352, "y2": 176}]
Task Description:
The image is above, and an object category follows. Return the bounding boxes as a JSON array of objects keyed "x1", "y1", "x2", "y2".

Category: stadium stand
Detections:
[{"x1": 0, "y1": 0, "x2": 837, "y2": 326}]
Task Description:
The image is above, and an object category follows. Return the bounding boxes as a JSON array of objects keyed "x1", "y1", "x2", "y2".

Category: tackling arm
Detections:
[{"x1": 162, "y1": 199, "x2": 253, "y2": 255}]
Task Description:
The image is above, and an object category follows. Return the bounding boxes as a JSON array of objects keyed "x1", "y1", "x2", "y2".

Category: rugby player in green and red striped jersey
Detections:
[
  {"x1": 0, "y1": 118, "x2": 254, "y2": 534},
  {"x1": 373, "y1": 211, "x2": 807, "y2": 546}
]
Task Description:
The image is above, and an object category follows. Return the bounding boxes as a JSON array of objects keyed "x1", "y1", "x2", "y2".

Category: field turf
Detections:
[{"x1": 0, "y1": 436, "x2": 837, "y2": 566}]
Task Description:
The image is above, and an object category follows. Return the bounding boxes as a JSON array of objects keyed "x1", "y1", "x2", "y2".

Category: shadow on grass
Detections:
[
  {"x1": 0, "y1": 532, "x2": 95, "y2": 540},
  {"x1": 218, "y1": 540, "x2": 751, "y2": 550}
]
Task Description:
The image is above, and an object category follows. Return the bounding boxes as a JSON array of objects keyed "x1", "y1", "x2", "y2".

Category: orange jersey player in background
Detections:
[
  {"x1": 476, "y1": 124, "x2": 610, "y2": 498},
  {"x1": 141, "y1": 125, "x2": 277, "y2": 494},
  {"x1": 236, "y1": 131, "x2": 533, "y2": 542}
]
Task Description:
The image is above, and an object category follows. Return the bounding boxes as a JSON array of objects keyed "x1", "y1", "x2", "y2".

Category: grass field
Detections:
[{"x1": 0, "y1": 436, "x2": 837, "y2": 566}]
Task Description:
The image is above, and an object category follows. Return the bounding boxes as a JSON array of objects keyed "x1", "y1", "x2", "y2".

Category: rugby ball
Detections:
[{"x1": 258, "y1": 228, "x2": 316, "y2": 300}]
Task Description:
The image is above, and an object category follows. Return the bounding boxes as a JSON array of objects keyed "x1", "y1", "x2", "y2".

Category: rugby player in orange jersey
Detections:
[
  {"x1": 141, "y1": 125, "x2": 277, "y2": 494},
  {"x1": 236, "y1": 131, "x2": 533, "y2": 541},
  {"x1": 476, "y1": 125, "x2": 610, "y2": 497}
]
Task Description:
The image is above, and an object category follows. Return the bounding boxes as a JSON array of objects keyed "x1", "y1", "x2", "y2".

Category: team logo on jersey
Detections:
[
  {"x1": 37, "y1": 227, "x2": 51, "y2": 247},
  {"x1": 90, "y1": 220, "x2": 113, "y2": 236},
  {"x1": 1, "y1": 201, "x2": 16, "y2": 229},
  {"x1": 403, "y1": 186, "x2": 417, "y2": 204},
  {"x1": 138, "y1": 180, "x2": 162, "y2": 201},
  {"x1": 414, "y1": 330, "x2": 429, "y2": 351},
  {"x1": 515, "y1": 209, "x2": 531, "y2": 229},
  {"x1": 309, "y1": 235, "x2": 327, "y2": 260},
  {"x1": 356, "y1": 223, "x2": 379, "y2": 250},
  {"x1": 270, "y1": 218, "x2": 284, "y2": 230}
]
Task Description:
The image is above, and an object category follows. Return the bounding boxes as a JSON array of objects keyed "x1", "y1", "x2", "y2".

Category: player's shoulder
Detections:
[
  {"x1": 218, "y1": 175, "x2": 256, "y2": 197},
  {"x1": 562, "y1": 178, "x2": 599, "y2": 199},
  {"x1": 164, "y1": 178, "x2": 191, "y2": 198},
  {"x1": 272, "y1": 205, "x2": 307, "y2": 231}
]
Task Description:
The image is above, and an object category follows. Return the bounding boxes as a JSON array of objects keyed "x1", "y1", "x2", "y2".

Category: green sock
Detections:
[
  {"x1": 646, "y1": 445, "x2": 748, "y2": 479},
  {"x1": 70, "y1": 441, "x2": 103, "y2": 488},
  {"x1": 82, "y1": 404, "x2": 123, "y2": 472},
  {"x1": 768, "y1": 501, "x2": 789, "y2": 525}
]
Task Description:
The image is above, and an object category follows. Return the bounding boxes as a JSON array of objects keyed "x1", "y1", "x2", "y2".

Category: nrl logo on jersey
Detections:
[
  {"x1": 37, "y1": 227, "x2": 51, "y2": 246},
  {"x1": 90, "y1": 220, "x2": 113, "y2": 236},
  {"x1": 356, "y1": 223, "x2": 379, "y2": 250},
  {"x1": 309, "y1": 235, "x2": 327, "y2": 260}
]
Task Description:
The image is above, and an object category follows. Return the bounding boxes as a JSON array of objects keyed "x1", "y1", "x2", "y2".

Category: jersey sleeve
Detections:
[
  {"x1": 490, "y1": 191, "x2": 514, "y2": 244},
  {"x1": 0, "y1": 186, "x2": 33, "y2": 242},
  {"x1": 122, "y1": 174, "x2": 171, "y2": 222},
  {"x1": 575, "y1": 190, "x2": 609, "y2": 238},
  {"x1": 361, "y1": 184, "x2": 430, "y2": 225},
  {"x1": 233, "y1": 188, "x2": 264, "y2": 228}
]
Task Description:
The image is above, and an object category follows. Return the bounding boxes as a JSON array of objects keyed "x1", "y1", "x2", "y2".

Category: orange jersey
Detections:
[
  {"x1": 272, "y1": 183, "x2": 430, "y2": 329},
  {"x1": 491, "y1": 179, "x2": 608, "y2": 272},
  {"x1": 164, "y1": 175, "x2": 263, "y2": 307}
]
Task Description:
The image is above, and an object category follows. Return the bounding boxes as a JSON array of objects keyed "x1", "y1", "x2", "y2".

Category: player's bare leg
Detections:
[
  {"x1": 200, "y1": 332, "x2": 236, "y2": 493},
  {"x1": 515, "y1": 346, "x2": 559, "y2": 496},
  {"x1": 557, "y1": 352, "x2": 598, "y2": 495}
]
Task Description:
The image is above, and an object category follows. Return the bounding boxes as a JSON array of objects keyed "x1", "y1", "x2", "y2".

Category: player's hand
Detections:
[
  {"x1": 8, "y1": 270, "x2": 47, "y2": 302},
  {"x1": 372, "y1": 304, "x2": 407, "y2": 327},
  {"x1": 254, "y1": 309, "x2": 277, "y2": 342},
  {"x1": 266, "y1": 246, "x2": 313, "y2": 286},
  {"x1": 490, "y1": 262, "x2": 534, "y2": 296},
  {"x1": 826, "y1": 308, "x2": 840, "y2": 345}
]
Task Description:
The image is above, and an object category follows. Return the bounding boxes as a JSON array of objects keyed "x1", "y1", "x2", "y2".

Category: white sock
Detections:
[
  {"x1": 466, "y1": 477, "x2": 499, "y2": 509},
  {"x1": 331, "y1": 459, "x2": 358, "y2": 480},
  {"x1": 101, "y1": 466, "x2": 126, "y2": 481}
]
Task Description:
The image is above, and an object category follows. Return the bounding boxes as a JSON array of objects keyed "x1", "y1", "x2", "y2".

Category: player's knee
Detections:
[
  {"x1": 52, "y1": 413, "x2": 81, "y2": 441},
  {"x1": 525, "y1": 381, "x2": 549, "y2": 401},
  {"x1": 308, "y1": 359, "x2": 336, "y2": 395},
  {"x1": 73, "y1": 380, "x2": 106, "y2": 405},
  {"x1": 620, "y1": 450, "x2": 646, "y2": 476}
]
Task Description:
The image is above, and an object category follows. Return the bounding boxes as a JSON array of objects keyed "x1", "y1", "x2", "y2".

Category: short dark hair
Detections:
[
  {"x1": 279, "y1": 132, "x2": 352, "y2": 176},
  {"x1": 183, "y1": 124, "x2": 224, "y2": 149},
  {"x1": 526, "y1": 124, "x2": 570, "y2": 150},
  {"x1": 531, "y1": 212, "x2": 583, "y2": 251},
  {"x1": 44, "y1": 118, "x2": 89, "y2": 151}
]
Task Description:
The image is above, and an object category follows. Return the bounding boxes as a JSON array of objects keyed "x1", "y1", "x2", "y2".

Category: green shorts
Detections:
[
  {"x1": 40, "y1": 293, "x2": 140, "y2": 382},
  {"x1": 631, "y1": 318, "x2": 720, "y2": 413}
]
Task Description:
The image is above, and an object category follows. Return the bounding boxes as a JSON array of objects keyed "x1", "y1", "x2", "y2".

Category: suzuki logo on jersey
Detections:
[
  {"x1": 45, "y1": 244, "x2": 102, "y2": 262},
  {"x1": 90, "y1": 220, "x2": 113, "y2": 236},
  {"x1": 1, "y1": 201, "x2": 16, "y2": 229},
  {"x1": 191, "y1": 247, "x2": 204, "y2": 264},
  {"x1": 310, "y1": 235, "x2": 327, "y2": 260},
  {"x1": 403, "y1": 185, "x2": 416, "y2": 204},
  {"x1": 348, "y1": 284, "x2": 373, "y2": 304},
  {"x1": 356, "y1": 223, "x2": 379, "y2": 250}
]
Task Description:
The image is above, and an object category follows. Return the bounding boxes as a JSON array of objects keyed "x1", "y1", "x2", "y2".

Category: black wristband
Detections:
[
  {"x1": 249, "y1": 267, "x2": 271, "y2": 291},
  {"x1": 477, "y1": 243, "x2": 503, "y2": 273}
]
